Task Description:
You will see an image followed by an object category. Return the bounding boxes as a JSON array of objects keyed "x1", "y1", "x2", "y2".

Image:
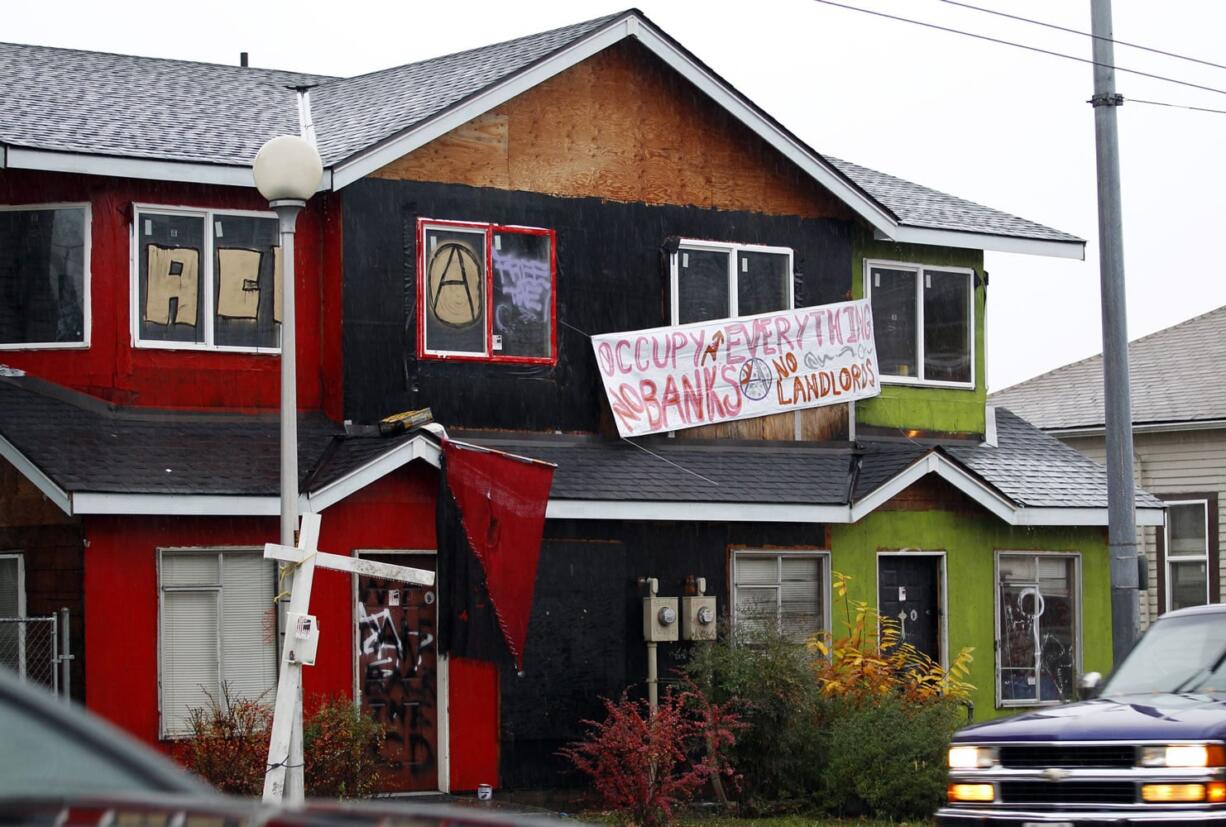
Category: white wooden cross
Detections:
[{"x1": 261, "y1": 512, "x2": 435, "y2": 804}]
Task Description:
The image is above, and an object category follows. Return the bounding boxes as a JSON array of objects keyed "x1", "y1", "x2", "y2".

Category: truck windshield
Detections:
[{"x1": 1104, "y1": 612, "x2": 1226, "y2": 695}]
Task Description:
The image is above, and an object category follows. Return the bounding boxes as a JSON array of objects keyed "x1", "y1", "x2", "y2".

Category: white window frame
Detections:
[
  {"x1": 0, "y1": 552, "x2": 27, "y2": 678},
  {"x1": 994, "y1": 550, "x2": 1082, "y2": 708},
  {"x1": 0, "y1": 202, "x2": 92, "y2": 351},
  {"x1": 863, "y1": 259, "x2": 976, "y2": 389},
  {"x1": 669, "y1": 239, "x2": 794, "y2": 325},
  {"x1": 131, "y1": 204, "x2": 281, "y2": 354},
  {"x1": 730, "y1": 549, "x2": 830, "y2": 641},
  {"x1": 156, "y1": 546, "x2": 278, "y2": 739},
  {"x1": 1164, "y1": 498, "x2": 1211, "y2": 610}
]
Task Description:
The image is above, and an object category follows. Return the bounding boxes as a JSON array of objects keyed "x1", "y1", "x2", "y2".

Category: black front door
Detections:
[{"x1": 878, "y1": 555, "x2": 941, "y2": 664}]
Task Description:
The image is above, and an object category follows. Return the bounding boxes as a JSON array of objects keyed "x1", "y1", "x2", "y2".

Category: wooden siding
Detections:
[
  {"x1": 0, "y1": 457, "x2": 85, "y2": 700},
  {"x1": 674, "y1": 405, "x2": 848, "y2": 442},
  {"x1": 373, "y1": 41, "x2": 855, "y2": 221},
  {"x1": 1063, "y1": 428, "x2": 1226, "y2": 626}
]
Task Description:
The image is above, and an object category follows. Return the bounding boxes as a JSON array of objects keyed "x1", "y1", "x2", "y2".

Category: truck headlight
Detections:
[
  {"x1": 949, "y1": 745, "x2": 999, "y2": 769},
  {"x1": 1140, "y1": 744, "x2": 1226, "y2": 768},
  {"x1": 948, "y1": 783, "x2": 995, "y2": 802}
]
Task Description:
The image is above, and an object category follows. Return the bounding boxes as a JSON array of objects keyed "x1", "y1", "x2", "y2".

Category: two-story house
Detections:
[
  {"x1": 0, "y1": 9, "x2": 1162, "y2": 793},
  {"x1": 992, "y1": 304, "x2": 1226, "y2": 628}
]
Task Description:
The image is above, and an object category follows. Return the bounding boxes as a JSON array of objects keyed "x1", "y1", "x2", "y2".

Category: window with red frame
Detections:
[{"x1": 418, "y1": 219, "x2": 556, "y2": 363}]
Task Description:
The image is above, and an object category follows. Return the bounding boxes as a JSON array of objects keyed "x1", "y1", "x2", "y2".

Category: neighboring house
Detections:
[
  {"x1": 991, "y1": 305, "x2": 1226, "y2": 626},
  {"x1": 0, "y1": 10, "x2": 1161, "y2": 791}
]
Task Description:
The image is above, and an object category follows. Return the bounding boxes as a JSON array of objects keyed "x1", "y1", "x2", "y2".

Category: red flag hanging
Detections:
[{"x1": 442, "y1": 439, "x2": 555, "y2": 671}]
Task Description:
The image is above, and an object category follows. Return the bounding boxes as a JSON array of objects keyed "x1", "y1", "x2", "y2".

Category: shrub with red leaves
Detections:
[
  {"x1": 559, "y1": 684, "x2": 743, "y2": 826},
  {"x1": 184, "y1": 685, "x2": 273, "y2": 796}
]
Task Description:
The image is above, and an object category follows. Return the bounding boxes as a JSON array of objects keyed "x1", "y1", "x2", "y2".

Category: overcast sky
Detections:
[{"x1": 8, "y1": 1, "x2": 1224, "y2": 391}]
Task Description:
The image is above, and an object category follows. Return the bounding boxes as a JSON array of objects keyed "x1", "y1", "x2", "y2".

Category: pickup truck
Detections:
[{"x1": 938, "y1": 602, "x2": 1226, "y2": 826}]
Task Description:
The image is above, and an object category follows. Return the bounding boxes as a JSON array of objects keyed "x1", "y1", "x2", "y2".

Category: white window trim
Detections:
[
  {"x1": 863, "y1": 258, "x2": 976, "y2": 389},
  {"x1": 730, "y1": 549, "x2": 830, "y2": 641},
  {"x1": 1164, "y1": 498, "x2": 1211, "y2": 610},
  {"x1": 0, "y1": 553, "x2": 27, "y2": 679},
  {"x1": 131, "y1": 204, "x2": 281, "y2": 354},
  {"x1": 994, "y1": 550, "x2": 1083, "y2": 709},
  {"x1": 0, "y1": 202, "x2": 92, "y2": 351},
  {"x1": 420, "y1": 221, "x2": 491, "y2": 359},
  {"x1": 156, "y1": 545, "x2": 277, "y2": 739},
  {"x1": 874, "y1": 550, "x2": 948, "y2": 670},
  {"x1": 669, "y1": 239, "x2": 794, "y2": 326}
]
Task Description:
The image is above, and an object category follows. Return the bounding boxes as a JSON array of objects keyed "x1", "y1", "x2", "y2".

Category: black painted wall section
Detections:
[
  {"x1": 341, "y1": 179, "x2": 853, "y2": 429},
  {"x1": 499, "y1": 518, "x2": 827, "y2": 789}
]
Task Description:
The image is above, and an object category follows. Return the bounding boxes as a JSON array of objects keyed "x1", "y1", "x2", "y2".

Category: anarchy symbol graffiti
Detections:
[
  {"x1": 427, "y1": 241, "x2": 483, "y2": 329},
  {"x1": 738, "y1": 358, "x2": 774, "y2": 401}
]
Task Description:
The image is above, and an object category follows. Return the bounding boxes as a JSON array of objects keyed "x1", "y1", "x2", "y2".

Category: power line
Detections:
[
  {"x1": 1127, "y1": 97, "x2": 1226, "y2": 116},
  {"x1": 938, "y1": 0, "x2": 1226, "y2": 73},
  {"x1": 809, "y1": 0, "x2": 1226, "y2": 98}
]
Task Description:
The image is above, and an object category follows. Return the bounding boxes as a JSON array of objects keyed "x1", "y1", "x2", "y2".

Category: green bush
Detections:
[
  {"x1": 820, "y1": 693, "x2": 963, "y2": 819},
  {"x1": 683, "y1": 626, "x2": 826, "y2": 808},
  {"x1": 303, "y1": 695, "x2": 387, "y2": 798}
]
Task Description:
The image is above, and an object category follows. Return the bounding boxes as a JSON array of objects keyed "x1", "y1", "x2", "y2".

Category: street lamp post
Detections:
[{"x1": 252, "y1": 135, "x2": 322, "y2": 804}]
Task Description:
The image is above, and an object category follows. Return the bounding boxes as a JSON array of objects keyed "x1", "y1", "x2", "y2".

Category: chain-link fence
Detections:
[{"x1": 0, "y1": 615, "x2": 59, "y2": 693}]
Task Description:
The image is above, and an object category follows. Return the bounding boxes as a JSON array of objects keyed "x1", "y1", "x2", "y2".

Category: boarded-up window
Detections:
[
  {"x1": 419, "y1": 219, "x2": 556, "y2": 363},
  {"x1": 0, "y1": 206, "x2": 87, "y2": 347},
  {"x1": 158, "y1": 549, "x2": 277, "y2": 737},
  {"x1": 733, "y1": 551, "x2": 827, "y2": 643},
  {"x1": 997, "y1": 553, "x2": 1079, "y2": 706},
  {"x1": 136, "y1": 208, "x2": 279, "y2": 351}
]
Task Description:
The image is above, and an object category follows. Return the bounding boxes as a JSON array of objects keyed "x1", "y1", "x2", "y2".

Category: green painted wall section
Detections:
[
  {"x1": 851, "y1": 231, "x2": 987, "y2": 435},
  {"x1": 830, "y1": 507, "x2": 1112, "y2": 721}
]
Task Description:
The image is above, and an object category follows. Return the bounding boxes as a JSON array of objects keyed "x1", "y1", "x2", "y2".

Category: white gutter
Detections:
[{"x1": 3, "y1": 146, "x2": 332, "y2": 192}]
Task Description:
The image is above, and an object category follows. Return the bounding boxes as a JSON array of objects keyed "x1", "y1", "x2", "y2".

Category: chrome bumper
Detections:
[{"x1": 938, "y1": 806, "x2": 1226, "y2": 825}]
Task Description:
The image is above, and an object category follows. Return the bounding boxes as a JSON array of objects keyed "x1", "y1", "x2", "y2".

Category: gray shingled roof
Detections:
[
  {"x1": 0, "y1": 12, "x2": 1078, "y2": 247},
  {"x1": 0, "y1": 376, "x2": 338, "y2": 494},
  {"x1": 947, "y1": 409, "x2": 1161, "y2": 509},
  {"x1": 826, "y1": 157, "x2": 1082, "y2": 244},
  {"x1": 989, "y1": 304, "x2": 1226, "y2": 430},
  {"x1": 465, "y1": 437, "x2": 854, "y2": 504},
  {"x1": 0, "y1": 41, "x2": 329, "y2": 167},
  {"x1": 0, "y1": 375, "x2": 1156, "y2": 513},
  {"x1": 310, "y1": 12, "x2": 623, "y2": 166}
]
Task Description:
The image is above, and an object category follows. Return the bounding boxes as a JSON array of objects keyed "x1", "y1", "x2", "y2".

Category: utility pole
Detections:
[{"x1": 1090, "y1": 0, "x2": 1139, "y2": 665}]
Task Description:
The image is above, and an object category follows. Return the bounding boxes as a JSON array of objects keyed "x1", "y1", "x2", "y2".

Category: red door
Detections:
[{"x1": 356, "y1": 553, "x2": 438, "y2": 792}]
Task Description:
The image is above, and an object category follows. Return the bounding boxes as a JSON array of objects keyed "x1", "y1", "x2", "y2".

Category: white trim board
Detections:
[{"x1": 2, "y1": 146, "x2": 333, "y2": 192}]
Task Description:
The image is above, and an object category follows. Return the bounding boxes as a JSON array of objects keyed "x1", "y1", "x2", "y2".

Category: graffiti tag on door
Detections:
[{"x1": 358, "y1": 557, "x2": 437, "y2": 792}]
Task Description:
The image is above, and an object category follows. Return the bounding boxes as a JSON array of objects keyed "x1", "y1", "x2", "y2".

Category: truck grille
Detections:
[
  {"x1": 999, "y1": 745, "x2": 1137, "y2": 768},
  {"x1": 999, "y1": 780, "x2": 1137, "y2": 805}
]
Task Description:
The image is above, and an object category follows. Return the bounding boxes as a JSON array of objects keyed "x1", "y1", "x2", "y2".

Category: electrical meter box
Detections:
[
  {"x1": 681, "y1": 595, "x2": 717, "y2": 641},
  {"x1": 286, "y1": 612, "x2": 320, "y2": 666},
  {"x1": 642, "y1": 596, "x2": 679, "y2": 642}
]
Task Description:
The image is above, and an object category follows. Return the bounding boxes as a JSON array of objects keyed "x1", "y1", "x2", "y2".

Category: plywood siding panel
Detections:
[
  {"x1": 1063, "y1": 429, "x2": 1226, "y2": 626},
  {"x1": 373, "y1": 41, "x2": 853, "y2": 221},
  {"x1": 674, "y1": 405, "x2": 849, "y2": 442}
]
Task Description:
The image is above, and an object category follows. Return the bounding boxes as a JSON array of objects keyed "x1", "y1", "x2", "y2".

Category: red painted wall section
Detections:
[
  {"x1": 82, "y1": 460, "x2": 498, "y2": 790},
  {"x1": 0, "y1": 169, "x2": 341, "y2": 414},
  {"x1": 84, "y1": 514, "x2": 278, "y2": 745},
  {"x1": 448, "y1": 658, "x2": 500, "y2": 791}
]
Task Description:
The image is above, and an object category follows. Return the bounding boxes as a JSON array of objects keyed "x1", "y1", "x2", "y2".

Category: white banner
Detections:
[{"x1": 591, "y1": 299, "x2": 880, "y2": 438}]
